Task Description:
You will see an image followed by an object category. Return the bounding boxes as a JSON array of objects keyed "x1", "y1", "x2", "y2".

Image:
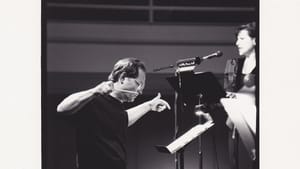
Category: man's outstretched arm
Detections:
[{"x1": 126, "y1": 93, "x2": 170, "y2": 126}]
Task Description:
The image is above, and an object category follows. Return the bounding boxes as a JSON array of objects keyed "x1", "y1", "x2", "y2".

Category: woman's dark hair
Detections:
[
  {"x1": 108, "y1": 58, "x2": 146, "y2": 82},
  {"x1": 235, "y1": 22, "x2": 256, "y2": 38}
]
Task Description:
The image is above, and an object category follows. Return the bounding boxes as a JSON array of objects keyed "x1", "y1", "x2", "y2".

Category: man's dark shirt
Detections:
[{"x1": 70, "y1": 94, "x2": 128, "y2": 169}]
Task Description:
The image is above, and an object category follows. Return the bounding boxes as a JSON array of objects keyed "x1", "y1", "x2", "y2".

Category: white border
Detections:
[
  {"x1": 0, "y1": 0, "x2": 41, "y2": 169},
  {"x1": 260, "y1": 0, "x2": 300, "y2": 168}
]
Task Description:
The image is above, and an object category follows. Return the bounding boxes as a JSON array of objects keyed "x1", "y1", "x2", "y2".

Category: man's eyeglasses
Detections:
[
  {"x1": 133, "y1": 79, "x2": 144, "y2": 91},
  {"x1": 113, "y1": 78, "x2": 143, "y2": 95}
]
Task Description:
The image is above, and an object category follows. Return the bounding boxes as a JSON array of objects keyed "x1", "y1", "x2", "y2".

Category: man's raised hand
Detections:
[{"x1": 148, "y1": 93, "x2": 171, "y2": 112}]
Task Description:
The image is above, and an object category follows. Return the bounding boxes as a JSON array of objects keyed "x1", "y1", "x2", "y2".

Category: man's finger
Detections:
[
  {"x1": 159, "y1": 99, "x2": 171, "y2": 109},
  {"x1": 154, "y1": 92, "x2": 161, "y2": 99},
  {"x1": 157, "y1": 105, "x2": 166, "y2": 112},
  {"x1": 108, "y1": 80, "x2": 115, "y2": 86}
]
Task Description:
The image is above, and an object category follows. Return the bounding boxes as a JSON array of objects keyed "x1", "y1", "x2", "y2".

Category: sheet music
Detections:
[
  {"x1": 222, "y1": 93, "x2": 256, "y2": 133},
  {"x1": 166, "y1": 122, "x2": 214, "y2": 154},
  {"x1": 221, "y1": 95, "x2": 256, "y2": 160}
]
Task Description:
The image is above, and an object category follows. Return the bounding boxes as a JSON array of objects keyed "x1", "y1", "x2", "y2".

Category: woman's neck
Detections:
[
  {"x1": 245, "y1": 49, "x2": 256, "y2": 59},
  {"x1": 242, "y1": 50, "x2": 256, "y2": 74}
]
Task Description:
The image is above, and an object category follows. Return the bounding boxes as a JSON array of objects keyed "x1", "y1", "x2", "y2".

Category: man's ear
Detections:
[
  {"x1": 253, "y1": 38, "x2": 256, "y2": 46},
  {"x1": 118, "y1": 72, "x2": 126, "y2": 84}
]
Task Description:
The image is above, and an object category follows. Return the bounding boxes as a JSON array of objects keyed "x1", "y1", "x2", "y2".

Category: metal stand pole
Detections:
[
  {"x1": 174, "y1": 71, "x2": 184, "y2": 169},
  {"x1": 196, "y1": 94, "x2": 204, "y2": 169},
  {"x1": 198, "y1": 126, "x2": 203, "y2": 169}
]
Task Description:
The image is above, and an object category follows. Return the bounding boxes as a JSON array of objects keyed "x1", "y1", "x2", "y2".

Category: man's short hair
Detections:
[{"x1": 108, "y1": 58, "x2": 146, "y2": 82}]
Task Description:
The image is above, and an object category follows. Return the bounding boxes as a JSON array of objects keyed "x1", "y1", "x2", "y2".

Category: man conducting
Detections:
[{"x1": 57, "y1": 58, "x2": 170, "y2": 169}]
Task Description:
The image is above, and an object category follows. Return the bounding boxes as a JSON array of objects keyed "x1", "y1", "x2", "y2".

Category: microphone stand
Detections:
[
  {"x1": 195, "y1": 94, "x2": 204, "y2": 169},
  {"x1": 153, "y1": 65, "x2": 174, "y2": 72},
  {"x1": 174, "y1": 69, "x2": 183, "y2": 169},
  {"x1": 155, "y1": 62, "x2": 199, "y2": 169}
]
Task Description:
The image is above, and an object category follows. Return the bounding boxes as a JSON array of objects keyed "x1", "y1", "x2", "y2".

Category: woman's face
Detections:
[{"x1": 235, "y1": 29, "x2": 256, "y2": 57}]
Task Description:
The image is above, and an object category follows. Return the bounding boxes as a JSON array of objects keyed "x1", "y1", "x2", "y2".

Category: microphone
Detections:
[
  {"x1": 202, "y1": 50, "x2": 223, "y2": 60},
  {"x1": 176, "y1": 51, "x2": 223, "y2": 67}
]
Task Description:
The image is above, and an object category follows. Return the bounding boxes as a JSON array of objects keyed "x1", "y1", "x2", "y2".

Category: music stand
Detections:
[
  {"x1": 166, "y1": 71, "x2": 226, "y2": 104},
  {"x1": 156, "y1": 71, "x2": 226, "y2": 169}
]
